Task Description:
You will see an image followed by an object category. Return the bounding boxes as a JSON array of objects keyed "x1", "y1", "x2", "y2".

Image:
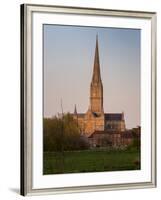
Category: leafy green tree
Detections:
[{"x1": 43, "y1": 113, "x2": 89, "y2": 152}]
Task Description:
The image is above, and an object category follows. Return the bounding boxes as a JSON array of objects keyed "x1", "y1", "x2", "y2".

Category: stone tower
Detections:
[
  {"x1": 84, "y1": 35, "x2": 105, "y2": 135},
  {"x1": 90, "y1": 35, "x2": 104, "y2": 114}
]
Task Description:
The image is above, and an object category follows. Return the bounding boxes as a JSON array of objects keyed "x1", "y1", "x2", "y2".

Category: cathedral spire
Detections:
[
  {"x1": 92, "y1": 35, "x2": 102, "y2": 83},
  {"x1": 89, "y1": 35, "x2": 104, "y2": 114}
]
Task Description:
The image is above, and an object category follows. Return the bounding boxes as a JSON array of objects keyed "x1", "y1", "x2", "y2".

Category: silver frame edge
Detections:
[{"x1": 20, "y1": 3, "x2": 157, "y2": 196}]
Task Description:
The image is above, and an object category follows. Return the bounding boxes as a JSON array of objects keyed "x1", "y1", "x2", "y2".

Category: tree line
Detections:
[{"x1": 43, "y1": 113, "x2": 89, "y2": 152}]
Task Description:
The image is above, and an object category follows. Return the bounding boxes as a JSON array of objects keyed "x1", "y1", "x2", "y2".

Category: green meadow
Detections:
[{"x1": 43, "y1": 148, "x2": 140, "y2": 174}]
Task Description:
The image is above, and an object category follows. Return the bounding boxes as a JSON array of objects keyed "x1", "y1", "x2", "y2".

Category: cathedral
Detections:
[{"x1": 73, "y1": 36, "x2": 126, "y2": 138}]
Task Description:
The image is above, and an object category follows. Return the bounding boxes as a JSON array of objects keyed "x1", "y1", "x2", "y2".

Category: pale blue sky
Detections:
[{"x1": 43, "y1": 25, "x2": 140, "y2": 129}]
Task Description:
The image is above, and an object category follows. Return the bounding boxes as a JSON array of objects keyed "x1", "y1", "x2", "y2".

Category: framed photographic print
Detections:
[{"x1": 20, "y1": 4, "x2": 157, "y2": 196}]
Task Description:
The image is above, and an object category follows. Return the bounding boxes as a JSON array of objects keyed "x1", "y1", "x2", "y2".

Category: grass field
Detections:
[{"x1": 43, "y1": 148, "x2": 140, "y2": 174}]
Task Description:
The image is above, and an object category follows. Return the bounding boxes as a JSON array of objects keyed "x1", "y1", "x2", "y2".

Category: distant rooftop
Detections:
[{"x1": 105, "y1": 113, "x2": 123, "y2": 121}]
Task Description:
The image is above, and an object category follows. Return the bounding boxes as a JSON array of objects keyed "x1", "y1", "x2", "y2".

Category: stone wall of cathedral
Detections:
[
  {"x1": 74, "y1": 113, "x2": 126, "y2": 137},
  {"x1": 84, "y1": 111, "x2": 104, "y2": 136},
  {"x1": 105, "y1": 120, "x2": 126, "y2": 132}
]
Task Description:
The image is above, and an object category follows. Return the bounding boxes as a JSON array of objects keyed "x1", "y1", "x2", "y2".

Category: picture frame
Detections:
[{"x1": 20, "y1": 4, "x2": 157, "y2": 196}]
